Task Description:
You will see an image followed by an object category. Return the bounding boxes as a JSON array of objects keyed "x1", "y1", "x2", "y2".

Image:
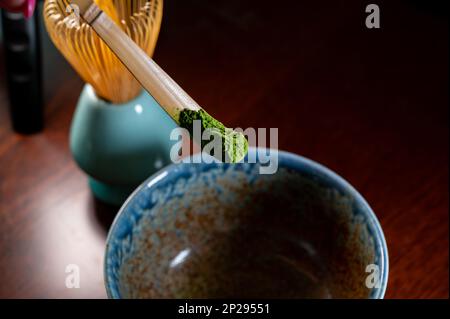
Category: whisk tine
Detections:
[{"x1": 44, "y1": 0, "x2": 162, "y2": 103}]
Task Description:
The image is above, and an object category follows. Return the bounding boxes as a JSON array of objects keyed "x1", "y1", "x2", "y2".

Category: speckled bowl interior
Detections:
[{"x1": 105, "y1": 149, "x2": 388, "y2": 299}]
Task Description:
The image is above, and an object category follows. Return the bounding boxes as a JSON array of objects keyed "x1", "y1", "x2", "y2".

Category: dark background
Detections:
[{"x1": 0, "y1": 0, "x2": 448, "y2": 298}]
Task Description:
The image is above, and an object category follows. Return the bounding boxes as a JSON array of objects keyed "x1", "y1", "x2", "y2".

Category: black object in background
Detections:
[{"x1": 1, "y1": 8, "x2": 43, "y2": 134}]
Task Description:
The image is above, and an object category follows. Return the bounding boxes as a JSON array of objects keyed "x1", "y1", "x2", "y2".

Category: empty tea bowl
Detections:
[{"x1": 104, "y1": 148, "x2": 388, "y2": 298}]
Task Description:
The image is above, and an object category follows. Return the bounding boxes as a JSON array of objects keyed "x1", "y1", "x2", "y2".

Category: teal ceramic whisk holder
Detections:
[{"x1": 70, "y1": 85, "x2": 177, "y2": 206}]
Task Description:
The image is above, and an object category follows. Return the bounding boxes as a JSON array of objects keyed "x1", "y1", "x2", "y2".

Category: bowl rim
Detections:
[{"x1": 104, "y1": 147, "x2": 389, "y2": 299}]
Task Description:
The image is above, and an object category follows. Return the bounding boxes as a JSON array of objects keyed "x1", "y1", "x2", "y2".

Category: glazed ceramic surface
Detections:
[
  {"x1": 104, "y1": 148, "x2": 388, "y2": 298},
  {"x1": 70, "y1": 85, "x2": 177, "y2": 205}
]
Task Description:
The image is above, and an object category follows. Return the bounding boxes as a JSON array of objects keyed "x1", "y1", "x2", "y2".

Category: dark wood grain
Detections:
[{"x1": 0, "y1": 0, "x2": 448, "y2": 298}]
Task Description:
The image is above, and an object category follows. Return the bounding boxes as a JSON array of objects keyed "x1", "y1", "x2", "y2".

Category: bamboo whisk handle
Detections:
[{"x1": 80, "y1": 2, "x2": 201, "y2": 121}]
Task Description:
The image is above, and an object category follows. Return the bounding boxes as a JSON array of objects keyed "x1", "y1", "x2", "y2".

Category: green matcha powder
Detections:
[{"x1": 178, "y1": 109, "x2": 248, "y2": 163}]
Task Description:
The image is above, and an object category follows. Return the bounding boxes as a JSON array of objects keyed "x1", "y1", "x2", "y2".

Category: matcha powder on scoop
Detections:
[{"x1": 178, "y1": 109, "x2": 248, "y2": 163}]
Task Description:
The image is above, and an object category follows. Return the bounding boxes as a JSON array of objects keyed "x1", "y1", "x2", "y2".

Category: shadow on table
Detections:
[{"x1": 88, "y1": 196, "x2": 120, "y2": 237}]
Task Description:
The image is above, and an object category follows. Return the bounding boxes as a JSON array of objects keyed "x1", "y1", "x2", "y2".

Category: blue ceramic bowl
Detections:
[{"x1": 104, "y1": 148, "x2": 388, "y2": 298}]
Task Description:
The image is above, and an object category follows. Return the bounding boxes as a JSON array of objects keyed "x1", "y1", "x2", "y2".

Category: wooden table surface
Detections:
[{"x1": 0, "y1": 0, "x2": 448, "y2": 298}]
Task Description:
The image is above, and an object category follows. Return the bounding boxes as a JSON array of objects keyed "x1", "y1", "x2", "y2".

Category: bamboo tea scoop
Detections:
[{"x1": 70, "y1": 0, "x2": 248, "y2": 163}]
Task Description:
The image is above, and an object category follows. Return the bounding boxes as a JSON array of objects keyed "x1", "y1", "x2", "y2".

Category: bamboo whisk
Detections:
[{"x1": 43, "y1": 0, "x2": 163, "y2": 103}]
